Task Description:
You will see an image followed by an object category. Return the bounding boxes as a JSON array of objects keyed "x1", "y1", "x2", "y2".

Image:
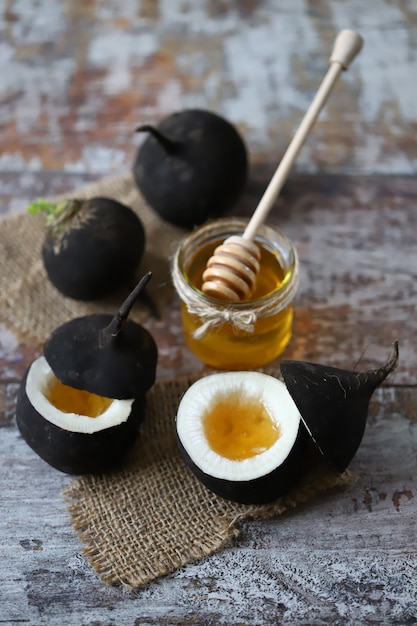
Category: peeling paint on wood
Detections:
[{"x1": 0, "y1": 0, "x2": 416, "y2": 193}]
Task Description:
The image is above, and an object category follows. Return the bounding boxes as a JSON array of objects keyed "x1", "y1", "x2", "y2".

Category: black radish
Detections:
[
  {"x1": 28, "y1": 196, "x2": 145, "y2": 301},
  {"x1": 133, "y1": 109, "x2": 248, "y2": 228},
  {"x1": 280, "y1": 341, "x2": 399, "y2": 472},
  {"x1": 16, "y1": 273, "x2": 158, "y2": 474}
]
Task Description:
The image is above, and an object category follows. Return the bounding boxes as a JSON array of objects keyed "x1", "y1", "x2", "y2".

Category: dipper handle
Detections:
[
  {"x1": 242, "y1": 29, "x2": 363, "y2": 242},
  {"x1": 201, "y1": 30, "x2": 363, "y2": 302},
  {"x1": 329, "y1": 28, "x2": 364, "y2": 69}
]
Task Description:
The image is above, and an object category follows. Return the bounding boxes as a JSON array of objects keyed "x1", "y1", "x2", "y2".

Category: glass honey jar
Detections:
[{"x1": 172, "y1": 218, "x2": 299, "y2": 370}]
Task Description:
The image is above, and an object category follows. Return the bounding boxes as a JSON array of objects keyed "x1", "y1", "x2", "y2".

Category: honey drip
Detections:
[
  {"x1": 203, "y1": 392, "x2": 280, "y2": 460},
  {"x1": 47, "y1": 378, "x2": 112, "y2": 418}
]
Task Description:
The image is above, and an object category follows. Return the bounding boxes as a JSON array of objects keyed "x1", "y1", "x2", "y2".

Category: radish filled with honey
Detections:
[
  {"x1": 175, "y1": 344, "x2": 398, "y2": 504},
  {"x1": 176, "y1": 371, "x2": 307, "y2": 504},
  {"x1": 15, "y1": 273, "x2": 158, "y2": 474}
]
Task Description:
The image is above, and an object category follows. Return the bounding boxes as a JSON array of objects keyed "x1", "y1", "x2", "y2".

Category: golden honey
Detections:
[
  {"x1": 173, "y1": 218, "x2": 299, "y2": 369},
  {"x1": 203, "y1": 392, "x2": 280, "y2": 460},
  {"x1": 48, "y1": 378, "x2": 112, "y2": 417},
  {"x1": 186, "y1": 238, "x2": 286, "y2": 301}
]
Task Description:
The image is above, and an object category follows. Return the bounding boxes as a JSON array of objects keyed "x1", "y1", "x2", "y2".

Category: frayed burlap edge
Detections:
[
  {"x1": 0, "y1": 171, "x2": 185, "y2": 344},
  {"x1": 63, "y1": 372, "x2": 356, "y2": 590}
]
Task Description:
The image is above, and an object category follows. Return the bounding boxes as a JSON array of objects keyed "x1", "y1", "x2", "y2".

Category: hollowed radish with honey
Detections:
[
  {"x1": 16, "y1": 273, "x2": 157, "y2": 474},
  {"x1": 176, "y1": 344, "x2": 399, "y2": 504},
  {"x1": 176, "y1": 371, "x2": 307, "y2": 504}
]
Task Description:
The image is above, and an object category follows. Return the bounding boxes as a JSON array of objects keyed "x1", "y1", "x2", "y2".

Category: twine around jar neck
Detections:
[{"x1": 171, "y1": 247, "x2": 299, "y2": 339}]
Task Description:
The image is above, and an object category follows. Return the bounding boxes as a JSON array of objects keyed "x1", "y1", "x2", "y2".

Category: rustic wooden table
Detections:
[{"x1": 1, "y1": 2, "x2": 416, "y2": 624}]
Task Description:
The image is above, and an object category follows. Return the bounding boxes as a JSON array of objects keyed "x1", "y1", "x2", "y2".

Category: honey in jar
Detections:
[{"x1": 172, "y1": 218, "x2": 299, "y2": 370}]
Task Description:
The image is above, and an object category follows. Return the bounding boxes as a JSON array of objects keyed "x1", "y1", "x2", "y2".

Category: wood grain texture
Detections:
[
  {"x1": 1, "y1": 0, "x2": 416, "y2": 216},
  {"x1": 1, "y1": 387, "x2": 416, "y2": 625},
  {"x1": 1, "y1": 0, "x2": 416, "y2": 624}
]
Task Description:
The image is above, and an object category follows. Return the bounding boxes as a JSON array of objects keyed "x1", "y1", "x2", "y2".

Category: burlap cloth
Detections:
[
  {"x1": 1, "y1": 171, "x2": 354, "y2": 588},
  {"x1": 0, "y1": 171, "x2": 185, "y2": 344}
]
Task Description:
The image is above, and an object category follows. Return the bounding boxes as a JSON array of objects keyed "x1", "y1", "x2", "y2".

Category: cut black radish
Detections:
[
  {"x1": 280, "y1": 341, "x2": 399, "y2": 472},
  {"x1": 176, "y1": 371, "x2": 307, "y2": 504},
  {"x1": 16, "y1": 273, "x2": 157, "y2": 474}
]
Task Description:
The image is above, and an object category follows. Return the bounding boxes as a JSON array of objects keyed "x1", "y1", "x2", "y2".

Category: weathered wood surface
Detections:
[
  {"x1": 1, "y1": 387, "x2": 416, "y2": 625},
  {"x1": 1, "y1": 1, "x2": 416, "y2": 625}
]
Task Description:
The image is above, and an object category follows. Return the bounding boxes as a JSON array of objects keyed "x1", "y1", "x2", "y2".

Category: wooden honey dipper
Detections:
[{"x1": 202, "y1": 29, "x2": 364, "y2": 302}]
